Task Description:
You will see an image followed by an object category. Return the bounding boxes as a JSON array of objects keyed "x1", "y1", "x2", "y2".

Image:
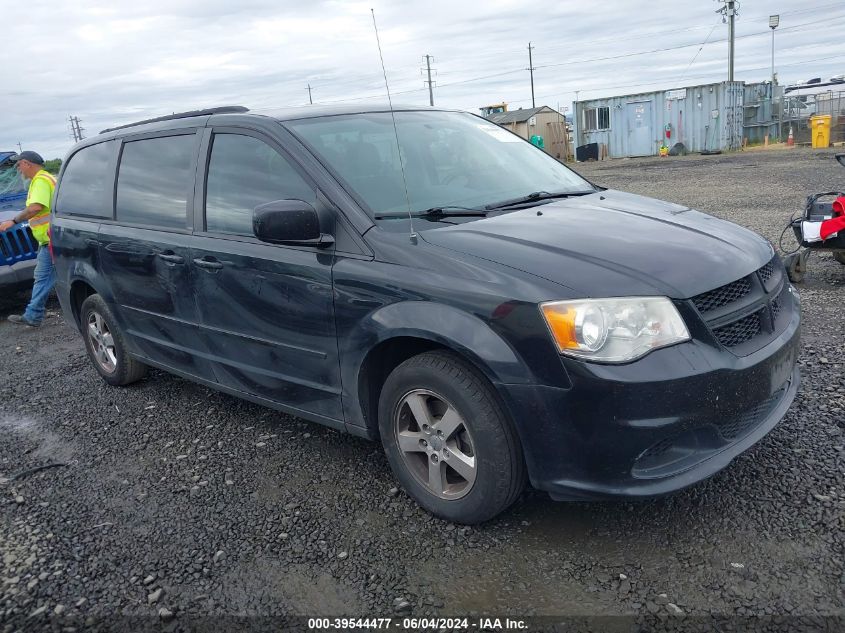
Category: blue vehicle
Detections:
[{"x1": 0, "y1": 151, "x2": 39, "y2": 290}]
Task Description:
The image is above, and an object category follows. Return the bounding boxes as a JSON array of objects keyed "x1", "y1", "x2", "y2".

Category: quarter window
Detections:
[
  {"x1": 55, "y1": 141, "x2": 116, "y2": 218},
  {"x1": 116, "y1": 135, "x2": 195, "y2": 229},
  {"x1": 205, "y1": 134, "x2": 315, "y2": 236}
]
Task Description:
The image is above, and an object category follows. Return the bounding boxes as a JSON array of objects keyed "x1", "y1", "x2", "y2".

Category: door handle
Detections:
[
  {"x1": 193, "y1": 257, "x2": 224, "y2": 270},
  {"x1": 158, "y1": 252, "x2": 185, "y2": 264}
]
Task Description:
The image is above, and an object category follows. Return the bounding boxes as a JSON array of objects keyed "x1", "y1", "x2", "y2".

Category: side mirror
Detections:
[
  {"x1": 252, "y1": 199, "x2": 334, "y2": 247},
  {"x1": 836, "y1": 154, "x2": 845, "y2": 168}
]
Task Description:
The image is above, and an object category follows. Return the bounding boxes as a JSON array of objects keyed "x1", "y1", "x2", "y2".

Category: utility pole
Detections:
[
  {"x1": 69, "y1": 116, "x2": 85, "y2": 142},
  {"x1": 728, "y1": 0, "x2": 735, "y2": 82},
  {"x1": 16, "y1": 142, "x2": 22, "y2": 153},
  {"x1": 307, "y1": 84, "x2": 313, "y2": 105},
  {"x1": 527, "y1": 43, "x2": 536, "y2": 108},
  {"x1": 422, "y1": 54, "x2": 435, "y2": 107},
  {"x1": 716, "y1": 0, "x2": 738, "y2": 82}
]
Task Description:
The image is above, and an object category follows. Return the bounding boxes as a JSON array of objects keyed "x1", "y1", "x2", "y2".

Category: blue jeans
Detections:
[{"x1": 23, "y1": 245, "x2": 55, "y2": 324}]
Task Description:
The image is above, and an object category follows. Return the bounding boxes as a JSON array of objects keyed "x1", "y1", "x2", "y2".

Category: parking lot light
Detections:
[{"x1": 770, "y1": 15, "x2": 780, "y2": 140}]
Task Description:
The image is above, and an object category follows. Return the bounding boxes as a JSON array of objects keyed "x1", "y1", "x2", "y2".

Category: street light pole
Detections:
[{"x1": 770, "y1": 14, "x2": 780, "y2": 140}]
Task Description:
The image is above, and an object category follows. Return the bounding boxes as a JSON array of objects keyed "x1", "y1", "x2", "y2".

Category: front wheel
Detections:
[
  {"x1": 378, "y1": 351, "x2": 526, "y2": 524},
  {"x1": 80, "y1": 294, "x2": 147, "y2": 386}
]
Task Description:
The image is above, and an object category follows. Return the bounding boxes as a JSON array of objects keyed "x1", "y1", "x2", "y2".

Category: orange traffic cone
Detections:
[{"x1": 787, "y1": 126, "x2": 794, "y2": 147}]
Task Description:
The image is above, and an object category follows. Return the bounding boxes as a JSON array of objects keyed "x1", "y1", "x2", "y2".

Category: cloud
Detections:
[{"x1": 1, "y1": 0, "x2": 843, "y2": 158}]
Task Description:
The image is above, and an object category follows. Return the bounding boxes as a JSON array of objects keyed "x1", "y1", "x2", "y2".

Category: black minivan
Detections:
[{"x1": 52, "y1": 105, "x2": 800, "y2": 523}]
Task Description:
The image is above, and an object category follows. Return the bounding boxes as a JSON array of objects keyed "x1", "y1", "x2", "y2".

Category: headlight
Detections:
[{"x1": 540, "y1": 297, "x2": 690, "y2": 363}]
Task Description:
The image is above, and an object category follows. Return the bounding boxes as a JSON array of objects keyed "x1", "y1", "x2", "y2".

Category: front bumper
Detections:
[
  {"x1": 0, "y1": 259, "x2": 36, "y2": 288},
  {"x1": 498, "y1": 306, "x2": 801, "y2": 500}
]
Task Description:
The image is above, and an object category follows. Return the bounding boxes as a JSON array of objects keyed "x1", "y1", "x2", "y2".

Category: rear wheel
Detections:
[
  {"x1": 80, "y1": 294, "x2": 147, "y2": 386},
  {"x1": 378, "y1": 351, "x2": 526, "y2": 524}
]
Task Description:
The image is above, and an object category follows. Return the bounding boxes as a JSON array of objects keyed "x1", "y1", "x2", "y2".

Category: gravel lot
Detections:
[{"x1": 1, "y1": 148, "x2": 843, "y2": 632}]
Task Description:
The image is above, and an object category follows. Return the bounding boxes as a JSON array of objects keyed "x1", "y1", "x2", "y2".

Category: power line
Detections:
[
  {"x1": 506, "y1": 53, "x2": 845, "y2": 107},
  {"x1": 742, "y1": 1, "x2": 843, "y2": 22},
  {"x1": 466, "y1": 2, "x2": 845, "y2": 60},
  {"x1": 678, "y1": 20, "x2": 722, "y2": 85},
  {"x1": 434, "y1": 1, "x2": 840, "y2": 66},
  {"x1": 411, "y1": 13, "x2": 845, "y2": 96},
  {"x1": 254, "y1": 11, "x2": 845, "y2": 112},
  {"x1": 533, "y1": 15, "x2": 845, "y2": 71},
  {"x1": 255, "y1": 41, "x2": 843, "y2": 113}
]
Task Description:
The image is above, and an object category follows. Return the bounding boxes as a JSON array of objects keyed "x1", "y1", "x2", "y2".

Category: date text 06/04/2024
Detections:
[{"x1": 307, "y1": 617, "x2": 528, "y2": 630}]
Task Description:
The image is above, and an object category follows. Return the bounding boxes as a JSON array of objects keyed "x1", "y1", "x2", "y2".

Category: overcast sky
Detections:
[{"x1": 2, "y1": 0, "x2": 843, "y2": 159}]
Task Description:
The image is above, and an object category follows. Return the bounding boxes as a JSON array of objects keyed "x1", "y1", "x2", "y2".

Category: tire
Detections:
[
  {"x1": 786, "y1": 265, "x2": 805, "y2": 284},
  {"x1": 833, "y1": 251, "x2": 845, "y2": 265},
  {"x1": 784, "y1": 251, "x2": 806, "y2": 283},
  {"x1": 378, "y1": 351, "x2": 526, "y2": 524},
  {"x1": 80, "y1": 294, "x2": 147, "y2": 386}
]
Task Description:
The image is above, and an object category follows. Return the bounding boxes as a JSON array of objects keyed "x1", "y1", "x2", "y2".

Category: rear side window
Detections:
[
  {"x1": 116, "y1": 134, "x2": 195, "y2": 229},
  {"x1": 55, "y1": 141, "x2": 116, "y2": 218},
  {"x1": 205, "y1": 133, "x2": 315, "y2": 236}
]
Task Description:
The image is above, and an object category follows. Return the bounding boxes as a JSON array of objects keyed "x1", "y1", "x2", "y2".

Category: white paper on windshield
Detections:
[{"x1": 476, "y1": 124, "x2": 522, "y2": 142}]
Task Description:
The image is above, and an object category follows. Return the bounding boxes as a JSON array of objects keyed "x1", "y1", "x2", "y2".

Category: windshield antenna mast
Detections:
[{"x1": 371, "y1": 8, "x2": 417, "y2": 243}]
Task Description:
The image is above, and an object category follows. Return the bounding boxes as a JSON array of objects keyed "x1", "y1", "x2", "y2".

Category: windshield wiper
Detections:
[
  {"x1": 374, "y1": 205, "x2": 488, "y2": 220},
  {"x1": 485, "y1": 190, "x2": 595, "y2": 210}
]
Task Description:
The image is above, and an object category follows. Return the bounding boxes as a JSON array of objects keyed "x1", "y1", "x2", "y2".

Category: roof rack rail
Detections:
[{"x1": 99, "y1": 106, "x2": 249, "y2": 134}]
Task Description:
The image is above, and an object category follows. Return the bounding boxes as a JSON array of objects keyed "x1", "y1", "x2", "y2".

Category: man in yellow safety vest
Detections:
[{"x1": 0, "y1": 151, "x2": 57, "y2": 327}]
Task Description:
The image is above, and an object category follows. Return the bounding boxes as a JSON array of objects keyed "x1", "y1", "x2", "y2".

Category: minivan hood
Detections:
[{"x1": 421, "y1": 190, "x2": 773, "y2": 298}]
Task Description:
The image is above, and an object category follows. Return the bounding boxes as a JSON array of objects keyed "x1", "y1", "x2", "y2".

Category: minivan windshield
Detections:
[{"x1": 285, "y1": 111, "x2": 594, "y2": 218}]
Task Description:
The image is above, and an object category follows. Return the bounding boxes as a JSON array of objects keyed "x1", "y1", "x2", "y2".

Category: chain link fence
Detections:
[{"x1": 780, "y1": 89, "x2": 845, "y2": 145}]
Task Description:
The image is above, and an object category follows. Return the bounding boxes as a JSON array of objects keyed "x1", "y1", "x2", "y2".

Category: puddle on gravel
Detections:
[
  {"x1": 413, "y1": 551, "x2": 628, "y2": 616},
  {"x1": 215, "y1": 561, "x2": 364, "y2": 615}
]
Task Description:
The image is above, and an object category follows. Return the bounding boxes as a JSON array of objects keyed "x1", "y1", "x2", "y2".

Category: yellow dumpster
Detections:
[{"x1": 810, "y1": 114, "x2": 832, "y2": 148}]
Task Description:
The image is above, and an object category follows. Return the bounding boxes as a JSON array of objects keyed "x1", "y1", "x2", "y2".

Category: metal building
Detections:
[
  {"x1": 572, "y1": 82, "x2": 746, "y2": 158},
  {"x1": 743, "y1": 81, "x2": 780, "y2": 144}
]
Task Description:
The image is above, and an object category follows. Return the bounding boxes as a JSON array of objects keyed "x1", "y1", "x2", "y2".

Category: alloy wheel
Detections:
[
  {"x1": 393, "y1": 389, "x2": 477, "y2": 500},
  {"x1": 87, "y1": 312, "x2": 117, "y2": 373}
]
